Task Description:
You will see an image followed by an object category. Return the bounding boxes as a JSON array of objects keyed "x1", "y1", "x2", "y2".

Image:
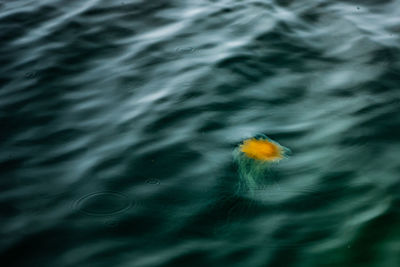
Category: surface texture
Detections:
[{"x1": 1, "y1": 0, "x2": 399, "y2": 266}]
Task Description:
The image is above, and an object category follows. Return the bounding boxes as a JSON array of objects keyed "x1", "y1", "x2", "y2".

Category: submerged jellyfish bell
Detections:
[
  {"x1": 239, "y1": 135, "x2": 289, "y2": 162},
  {"x1": 233, "y1": 134, "x2": 291, "y2": 197}
]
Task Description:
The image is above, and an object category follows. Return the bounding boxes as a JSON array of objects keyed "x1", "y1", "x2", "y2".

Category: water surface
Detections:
[{"x1": 1, "y1": 0, "x2": 400, "y2": 266}]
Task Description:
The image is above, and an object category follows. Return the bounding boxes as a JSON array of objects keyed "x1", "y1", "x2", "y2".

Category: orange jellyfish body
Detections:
[
  {"x1": 239, "y1": 137, "x2": 286, "y2": 161},
  {"x1": 234, "y1": 135, "x2": 290, "y2": 198}
]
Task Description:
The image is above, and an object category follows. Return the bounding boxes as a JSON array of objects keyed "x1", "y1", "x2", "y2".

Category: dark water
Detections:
[{"x1": 1, "y1": 0, "x2": 400, "y2": 266}]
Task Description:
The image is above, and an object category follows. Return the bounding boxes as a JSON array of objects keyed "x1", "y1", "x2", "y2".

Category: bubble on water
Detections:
[
  {"x1": 145, "y1": 178, "x2": 161, "y2": 185},
  {"x1": 73, "y1": 191, "x2": 133, "y2": 217},
  {"x1": 24, "y1": 71, "x2": 37, "y2": 78},
  {"x1": 175, "y1": 47, "x2": 197, "y2": 54}
]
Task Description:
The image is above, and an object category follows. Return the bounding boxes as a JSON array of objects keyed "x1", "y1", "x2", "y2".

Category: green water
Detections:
[{"x1": 1, "y1": 0, "x2": 399, "y2": 266}]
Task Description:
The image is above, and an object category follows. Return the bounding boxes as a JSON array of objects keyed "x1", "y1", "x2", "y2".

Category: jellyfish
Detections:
[{"x1": 233, "y1": 134, "x2": 291, "y2": 198}]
